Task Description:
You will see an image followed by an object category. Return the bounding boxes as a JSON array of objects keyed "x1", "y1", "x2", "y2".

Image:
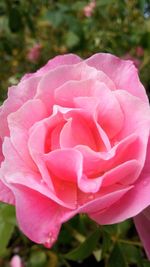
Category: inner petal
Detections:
[
  {"x1": 44, "y1": 149, "x2": 83, "y2": 209},
  {"x1": 60, "y1": 114, "x2": 99, "y2": 151},
  {"x1": 76, "y1": 134, "x2": 141, "y2": 178},
  {"x1": 96, "y1": 89, "x2": 124, "y2": 139}
]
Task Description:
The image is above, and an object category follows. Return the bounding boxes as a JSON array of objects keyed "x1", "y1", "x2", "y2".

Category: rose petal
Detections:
[
  {"x1": 0, "y1": 137, "x2": 4, "y2": 165},
  {"x1": 28, "y1": 113, "x2": 65, "y2": 188},
  {"x1": 35, "y1": 63, "x2": 97, "y2": 113},
  {"x1": 8, "y1": 99, "x2": 47, "y2": 170},
  {"x1": 1, "y1": 133, "x2": 73, "y2": 209},
  {"x1": 134, "y1": 207, "x2": 150, "y2": 259},
  {"x1": 88, "y1": 137, "x2": 150, "y2": 224},
  {"x1": 44, "y1": 149, "x2": 83, "y2": 208},
  {"x1": 0, "y1": 77, "x2": 40, "y2": 139},
  {"x1": 78, "y1": 185, "x2": 133, "y2": 213},
  {"x1": 10, "y1": 184, "x2": 66, "y2": 246},
  {"x1": 60, "y1": 116, "x2": 98, "y2": 151},
  {"x1": 86, "y1": 53, "x2": 148, "y2": 102},
  {"x1": 0, "y1": 179, "x2": 15, "y2": 204},
  {"x1": 76, "y1": 134, "x2": 141, "y2": 177},
  {"x1": 22, "y1": 54, "x2": 82, "y2": 81}
]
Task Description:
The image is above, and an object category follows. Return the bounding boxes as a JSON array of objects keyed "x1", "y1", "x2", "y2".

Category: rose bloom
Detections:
[{"x1": 0, "y1": 53, "x2": 150, "y2": 257}]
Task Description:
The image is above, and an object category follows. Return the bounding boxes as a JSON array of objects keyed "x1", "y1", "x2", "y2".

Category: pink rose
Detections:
[{"x1": 0, "y1": 53, "x2": 150, "y2": 257}]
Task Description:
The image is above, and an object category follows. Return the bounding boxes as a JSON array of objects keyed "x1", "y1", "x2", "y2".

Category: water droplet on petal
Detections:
[{"x1": 44, "y1": 233, "x2": 54, "y2": 248}]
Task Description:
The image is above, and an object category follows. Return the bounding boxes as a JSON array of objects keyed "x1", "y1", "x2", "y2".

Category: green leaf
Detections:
[
  {"x1": 120, "y1": 243, "x2": 143, "y2": 267},
  {"x1": 108, "y1": 243, "x2": 127, "y2": 267},
  {"x1": 45, "y1": 10, "x2": 65, "y2": 28},
  {"x1": 27, "y1": 250, "x2": 47, "y2": 267},
  {"x1": 0, "y1": 204, "x2": 16, "y2": 255},
  {"x1": 101, "y1": 230, "x2": 112, "y2": 256},
  {"x1": 97, "y1": 0, "x2": 116, "y2": 7},
  {"x1": 139, "y1": 0, "x2": 146, "y2": 12},
  {"x1": 0, "y1": 204, "x2": 16, "y2": 224},
  {"x1": 0, "y1": 222, "x2": 14, "y2": 255},
  {"x1": 65, "y1": 31, "x2": 80, "y2": 49},
  {"x1": 143, "y1": 260, "x2": 150, "y2": 267},
  {"x1": 64, "y1": 228, "x2": 100, "y2": 261},
  {"x1": 8, "y1": 7, "x2": 23, "y2": 32}
]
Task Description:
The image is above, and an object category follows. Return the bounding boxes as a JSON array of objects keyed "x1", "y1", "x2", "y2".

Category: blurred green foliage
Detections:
[{"x1": 0, "y1": 0, "x2": 150, "y2": 266}]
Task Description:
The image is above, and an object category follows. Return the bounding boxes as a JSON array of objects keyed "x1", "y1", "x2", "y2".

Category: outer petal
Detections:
[
  {"x1": 86, "y1": 53, "x2": 148, "y2": 103},
  {"x1": 22, "y1": 54, "x2": 82, "y2": 81},
  {"x1": 0, "y1": 76, "x2": 40, "y2": 139},
  {"x1": 0, "y1": 137, "x2": 4, "y2": 164},
  {"x1": 10, "y1": 184, "x2": 68, "y2": 247},
  {"x1": 88, "y1": 137, "x2": 150, "y2": 224},
  {"x1": 35, "y1": 63, "x2": 97, "y2": 113},
  {"x1": 77, "y1": 185, "x2": 133, "y2": 213},
  {"x1": 8, "y1": 99, "x2": 47, "y2": 170},
  {"x1": 134, "y1": 207, "x2": 150, "y2": 259},
  {"x1": 0, "y1": 179, "x2": 15, "y2": 204}
]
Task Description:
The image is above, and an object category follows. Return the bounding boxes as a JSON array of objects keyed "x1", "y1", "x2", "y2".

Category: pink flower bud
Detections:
[
  {"x1": 136, "y1": 46, "x2": 144, "y2": 57},
  {"x1": 83, "y1": 0, "x2": 96, "y2": 17},
  {"x1": 27, "y1": 43, "x2": 42, "y2": 63},
  {"x1": 10, "y1": 255, "x2": 23, "y2": 267}
]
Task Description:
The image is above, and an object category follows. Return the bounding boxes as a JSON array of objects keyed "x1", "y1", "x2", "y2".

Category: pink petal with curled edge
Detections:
[
  {"x1": 88, "y1": 137, "x2": 150, "y2": 224},
  {"x1": 78, "y1": 174, "x2": 103, "y2": 193},
  {"x1": 77, "y1": 159, "x2": 140, "y2": 194},
  {"x1": 50, "y1": 121, "x2": 65, "y2": 151},
  {"x1": 55, "y1": 79, "x2": 99, "y2": 107},
  {"x1": 2, "y1": 137, "x2": 74, "y2": 209},
  {"x1": 96, "y1": 91, "x2": 124, "y2": 139},
  {"x1": 101, "y1": 160, "x2": 141, "y2": 186},
  {"x1": 22, "y1": 54, "x2": 82, "y2": 81},
  {"x1": 44, "y1": 149, "x2": 82, "y2": 208},
  {"x1": 10, "y1": 184, "x2": 67, "y2": 247},
  {"x1": 76, "y1": 134, "x2": 141, "y2": 177},
  {"x1": 0, "y1": 76, "x2": 40, "y2": 139},
  {"x1": 44, "y1": 149, "x2": 82, "y2": 183},
  {"x1": 28, "y1": 113, "x2": 65, "y2": 189},
  {"x1": 114, "y1": 90, "x2": 150, "y2": 139},
  {"x1": 0, "y1": 137, "x2": 4, "y2": 165},
  {"x1": 86, "y1": 53, "x2": 148, "y2": 102},
  {"x1": 55, "y1": 78, "x2": 114, "y2": 109},
  {"x1": 35, "y1": 63, "x2": 97, "y2": 113},
  {"x1": 0, "y1": 179, "x2": 15, "y2": 204},
  {"x1": 61, "y1": 107, "x2": 111, "y2": 152},
  {"x1": 60, "y1": 116, "x2": 98, "y2": 151},
  {"x1": 77, "y1": 185, "x2": 133, "y2": 214},
  {"x1": 73, "y1": 83, "x2": 124, "y2": 139},
  {"x1": 1, "y1": 137, "x2": 31, "y2": 176},
  {"x1": 8, "y1": 99, "x2": 47, "y2": 170},
  {"x1": 114, "y1": 90, "x2": 150, "y2": 168},
  {"x1": 134, "y1": 207, "x2": 150, "y2": 259}
]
